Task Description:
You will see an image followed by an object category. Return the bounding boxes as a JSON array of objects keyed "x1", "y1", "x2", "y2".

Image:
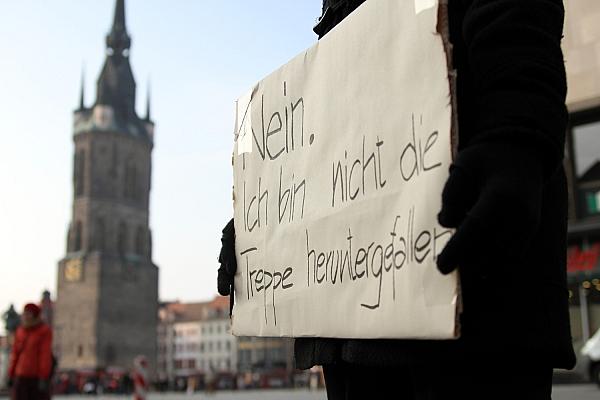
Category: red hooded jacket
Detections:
[{"x1": 9, "y1": 323, "x2": 53, "y2": 380}]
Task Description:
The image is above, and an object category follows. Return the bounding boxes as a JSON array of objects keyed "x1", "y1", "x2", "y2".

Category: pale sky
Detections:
[{"x1": 0, "y1": 0, "x2": 321, "y2": 327}]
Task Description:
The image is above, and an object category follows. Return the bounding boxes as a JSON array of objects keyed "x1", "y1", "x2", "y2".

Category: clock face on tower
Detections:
[{"x1": 64, "y1": 259, "x2": 83, "y2": 282}]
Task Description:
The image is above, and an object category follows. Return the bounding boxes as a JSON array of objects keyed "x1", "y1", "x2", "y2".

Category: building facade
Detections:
[
  {"x1": 158, "y1": 298, "x2": 236, "y2": 387},
  {"x1": 236, "y1": 336, "x2": 294, "y2": 375},
  {"x1": 563, "y1": 0, "x2": 600, "y2": 350},
  {"x1": 54, "y1": 0, "x2": 158, "y2": 374}
]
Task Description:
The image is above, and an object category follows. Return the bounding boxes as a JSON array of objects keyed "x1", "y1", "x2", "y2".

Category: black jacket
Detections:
[{"x1": 295, "y1": 0, "x2": 576, "y2": 370}]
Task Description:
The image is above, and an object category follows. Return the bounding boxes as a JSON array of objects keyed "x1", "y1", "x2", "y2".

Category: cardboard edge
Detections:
[{"x1": 436, "y1": 0, "x2": 462, "y2": 339}]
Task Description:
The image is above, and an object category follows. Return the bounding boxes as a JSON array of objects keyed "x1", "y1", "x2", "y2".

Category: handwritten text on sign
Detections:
[{"x1": 232, "y1": 0, "x2": 458, "y2": 339}]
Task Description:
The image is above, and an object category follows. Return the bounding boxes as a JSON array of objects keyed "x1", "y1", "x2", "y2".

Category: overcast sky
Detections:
[{"x1": 0, "y1": 0, "x2": 321, "y2": 327}]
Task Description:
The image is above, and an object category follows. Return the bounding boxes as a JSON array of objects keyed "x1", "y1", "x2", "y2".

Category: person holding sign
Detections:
[{"x1": 219, "y1": 0, "x2": 574, "y2": 397}]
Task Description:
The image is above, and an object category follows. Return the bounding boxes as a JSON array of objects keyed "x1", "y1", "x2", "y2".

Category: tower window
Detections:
[
  {"x1": 74, "y1": 150, "x2": 86, "y2": 197},
  {"x1": 117, "y1": 221, "x2": 128, "y2": 255},
  {"x1": 94, "y1": 218, "x2": 106, "y2": 252},
  {"x1": 135, "y1": 226, "x2": 145, "y2": 256},
  {"x1": 73, "y1": 221, "x2": 83, "y2": 252},
  {"x1": 124, "y1": 160, "x2": 139, "y2": 201},
  {"x1": 66, "y1": 225, "x2": 73, "y2": 252},
  {"x1": 110, "y1": 143, "x2": 118, "y2": 179}
]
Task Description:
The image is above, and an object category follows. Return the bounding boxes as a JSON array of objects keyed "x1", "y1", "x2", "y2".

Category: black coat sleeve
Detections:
[{"x1": 459, "y1": 0, "x2": 567, "y2": 173}]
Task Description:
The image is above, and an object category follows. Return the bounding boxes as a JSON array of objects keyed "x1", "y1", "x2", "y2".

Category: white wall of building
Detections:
[
  {"x1": 171, "y1": 318, "x2": 237, "y2": 377},
  {"x1": 173, "y1": 321, "x2": 201, "y2": 376},
  {"x1": 198, "y1": 319, "x2": 237, "y2": 373}
]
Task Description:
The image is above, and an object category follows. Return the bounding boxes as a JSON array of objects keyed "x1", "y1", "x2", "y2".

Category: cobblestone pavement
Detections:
[
  {"x1": 553, "y1": 384, "x2": 598, "y2": 400},
  {"x1": 55, "y1": 391, "x2": 326, "y2": 400},
  {"x1": 48, "y1": 384, "x2": 600, "y2": 400}
]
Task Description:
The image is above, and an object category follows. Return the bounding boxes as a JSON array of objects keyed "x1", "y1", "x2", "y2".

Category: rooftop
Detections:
[{"x1": 159, "y1": 296, "x2": 230, "y2": 323}]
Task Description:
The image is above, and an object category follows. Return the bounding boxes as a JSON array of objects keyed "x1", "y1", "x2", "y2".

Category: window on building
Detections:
[
  {"x1": 217, "y1": 325, "x2": 221, "y2": 334},
  {"x1": 123, "y1": 159, "x2": 139, "y2": 201},
  {"x1": 94, "y1": 218, "x2": 106, "y2": 251},
  {"x1": 200, "y1": 343, "x2": 205, "y2": 352},
  {"x1": 189, "y1": 359, "x2": 196, "y2": 369},
  {"x1": 208, "y1": 342, "x2": 213, "y2": 351},
  {"x1": 217, "y1": 341, "x2": 221, "y2": 351},
  {"x1": 135, "y1": 226, "x2": 145, "y2": 256},
  {"x1": 73, "y1": 221, "x2": 83, "y2": 252},
  {"x1": 573, "y1": 121, "x2": 600, "y2": 179},
  {"x1": 110, "y1": 143, "x2": 118, "y2": 180},
  {"x1": 77, "y1": 344, "x2": 83, "y2": 358},
  {"x1": 74, "y1": 150, "x2": 85, "y2": 196},
  {"x1": 571, "y1": 118, "x2": 600, "y2": 217},
  {"x1": 226, "y1": 341, "x2": 231, "y2": 351},
  {"x1": 117, "y1": 221, "x2": 128, "y2": 255}
]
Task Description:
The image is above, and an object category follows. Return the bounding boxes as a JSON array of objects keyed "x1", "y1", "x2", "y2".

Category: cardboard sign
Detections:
[{"x1": 231, "y1": 0, "x2": 459, "y2": 339}]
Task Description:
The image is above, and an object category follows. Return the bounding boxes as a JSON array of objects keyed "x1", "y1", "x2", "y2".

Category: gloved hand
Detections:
[
  {"x1": 7, "y1": 378, "x2": 14, "y2": 388},
  {"x1": 38, "y1": 379, "x2": 50, "y2": 393},
  {"x1": 436, "y1": 142, "x2": 544, "y2": 277},
  {"x1": 217, "y1": 219, "x2": 237, "y2": 296}
]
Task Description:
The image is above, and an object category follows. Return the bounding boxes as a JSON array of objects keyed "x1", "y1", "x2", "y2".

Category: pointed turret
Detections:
[
  {"x1": 106, "y1": 0, "x2": 131, "y2": 56},
  {"x1": 96, "y1": 0, "x2": 137, "y2": 120},
  {"x1": 79, "y1": 68, "x2": 85, "y2": 110},
  {"x1": 145, "y1": 82, "x2": 151, "y2": 121}
]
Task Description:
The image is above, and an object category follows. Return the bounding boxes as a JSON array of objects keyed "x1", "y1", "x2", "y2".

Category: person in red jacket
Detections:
[{"x1": 8, "y1": 303, "x2": 53, "y2": 400}]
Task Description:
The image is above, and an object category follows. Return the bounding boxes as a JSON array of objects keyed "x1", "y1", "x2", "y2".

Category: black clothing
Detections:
[
  {"x1": 11, "y1": 377, "x2": 42, "y2": 400},
  {"x1": 313, "y1": 0, "x2": 367, "y2": 37},
  {"x1": 437, "y1": 142, "x2": 546, "y2": 276},
  {"x1": 295, "y1": 0, "x2": 575, "y2": 371},
  {"x1": 322, "y1": 356, "x2": 553, "y2": 400},
  {"x1": 217, "y1": 218, "x2": 236, "y2": 296},
  {"x1": 217, "y1": 218, "x2": 236, "y2": 315}
]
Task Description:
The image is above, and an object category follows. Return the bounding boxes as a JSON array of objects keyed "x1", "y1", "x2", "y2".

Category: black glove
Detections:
[
  {"x1": 38, "y1": 379, "x2": 49, "y2": 393},
  {"x1": 7, "y1": 378, "x2": 14, "y2": 388},
  {"x1": 217, "y1": 219, "x2": 237, "y2": 296},
  {"x1": 436, "y1": 142, "x2": 544, "y2": 277}
]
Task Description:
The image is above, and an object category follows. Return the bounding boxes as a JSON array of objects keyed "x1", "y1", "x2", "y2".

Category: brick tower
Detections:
[{"x1": 54, "y1": 0, "x2": 158, "y2": 374}]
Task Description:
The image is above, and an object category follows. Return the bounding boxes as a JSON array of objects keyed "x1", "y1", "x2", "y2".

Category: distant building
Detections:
[
  {"x1": 236, "y1": 337, "x2": 294, "y2": 375},
  {"x1": 54, "y1": 0, "x2": 158, "y2": 374},
  {"x1": 158, "y1": 298, "x2": 235, "y2": 386},
  {"x1": 158, "y1": 297, "x2": 296, "y2": 388}
]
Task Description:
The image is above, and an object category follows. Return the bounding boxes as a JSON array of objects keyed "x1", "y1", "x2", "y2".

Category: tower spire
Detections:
[
  {"x1": 145, "y1": 81, "x2": 151, "y2": 121},
  {"x1": 106, "y1": 0, "x2": 131, "y2": 56},
  {"x1": 113, "y1": 0, "x2": 126, "y2": 33},
  {"x1": 96, "y1": 0, "x2": 136, "y2": 119},
  {"x1": 79, "y1": 67, "x2": 85, "y2": 110}
]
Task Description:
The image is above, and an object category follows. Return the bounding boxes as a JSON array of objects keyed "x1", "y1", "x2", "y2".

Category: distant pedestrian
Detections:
[
  {"x1": 8, "y1": 303, "x2": 53, "y2": 400},
  {"x1": 204, "y1": 365, "x2": 216, "y2": 394},
  {"x1": 132, "y1": 356, "x2": 149, "y2": 400},
  {"x1": 185, "y1": 376, "x2": 196, "y2": 395}
]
